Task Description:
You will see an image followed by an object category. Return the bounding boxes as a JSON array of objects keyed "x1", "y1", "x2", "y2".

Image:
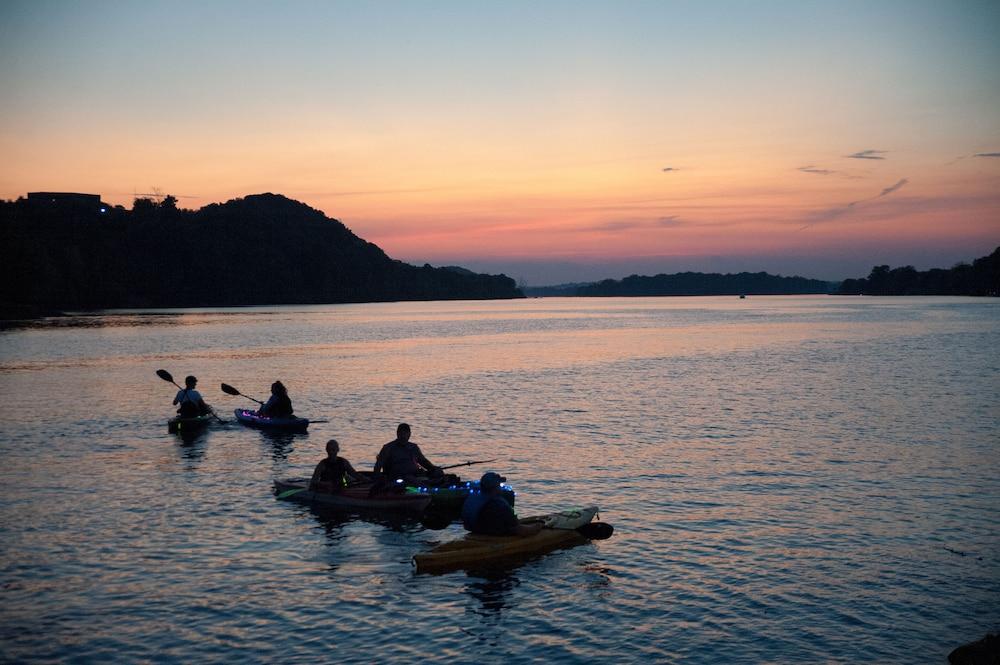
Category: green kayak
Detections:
[
  {"x1": 404, "y1": 479, "x2": 516, "y2": 512},
  {"x1": 167, "y1": 413, "x2": 214, "y2": 434}
]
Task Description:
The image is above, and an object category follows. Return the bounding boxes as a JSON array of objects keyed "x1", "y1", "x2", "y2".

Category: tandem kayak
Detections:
[
  {"x1": 167, "y1": 413, "x2": 214, "y2": 434},
  {"x1": 234, "y1": 408, "x2": 309, "y2": 431},
  {"x1": 413, "y1": 506, "x2": 609, "y2": 573},
  {"x1": 274, "y1": 477, "x2": 432, "y2": 513},
  {"x1": 405, "y1": 478, "x2": 516, "y2": 512}
]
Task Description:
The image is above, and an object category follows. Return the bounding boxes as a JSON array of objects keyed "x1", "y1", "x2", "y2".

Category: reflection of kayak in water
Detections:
[
  {"x1": 273, "y1": 477, "x2": 432, "y2": 513},
  {"x1": 413, "y1": 506, "x2": 612, "y2": 573},
  {"x1": 234, "y1": 409, "x2": 309, "y2": 431},
  {"x1": 167, "y1": 413, "x2": 214, "y2": 434}
]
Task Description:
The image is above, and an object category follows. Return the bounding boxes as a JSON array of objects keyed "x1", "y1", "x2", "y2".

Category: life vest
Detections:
[
  {"x1": 461, "y1": 493, "x2": 490, "y2": 531},
  {"x1": 319, "y1": 457, "x2": 350, "y2": 488}
]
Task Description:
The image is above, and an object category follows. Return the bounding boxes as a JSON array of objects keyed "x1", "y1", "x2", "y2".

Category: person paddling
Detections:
[
  {"x1": 173, "y1": 375, "x2": 210, "y2": 418},
  {"x1": 462, "y1": 472, "x2": 542, "y2": 537},
  {"x1": 258, "y1": 381, "x2": 294, "y2": 418},
  {"x1": 373, "y1": 423, "x2": 442, "y2": 485},
  {"x1": 310, "y1": 439, "x2": 363, "y2": 493}
]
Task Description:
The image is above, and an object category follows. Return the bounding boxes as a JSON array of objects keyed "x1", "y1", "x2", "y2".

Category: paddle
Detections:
[
  {"x1": 439, "y1": 459, "x2": 498, "y2": 471},
  {"x1": 220, "y1": 382, "x2": 264, "y2": 405},
  {"x1": 156, "y1": 369, "x2": 224, "y2": 423},
  {"x1": 156, "y1": 368, "x2": 182, "y2": 390},
  {"x1": 277, "y1": 487, "x2": 306, "y2": 499}
]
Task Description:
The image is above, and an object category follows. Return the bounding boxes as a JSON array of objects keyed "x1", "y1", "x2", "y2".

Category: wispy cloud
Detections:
[
  {"x1": 800, "y1": 178, "x2": 909, "y2": 230},
  {"x1": 661, "y1": 167, "x2": 678, "y2": 172},
  {"x1": 846, "y1": 149, "x2": 888, "y2": 160},
  {"x1": 797, "y1": 165, "x2": 863, "y2": 179},
  {"x1": 588, "y1": 216, "x2": 683, "y2": 232},
  {"x1": 878, "y1": 178, "x2": 908, "y2": 197},
  {"x1": 797, "y1": 165, "x2": 836, "y2": 176},
  {"x1": 975, "y1": 152, "x2": 1000, "y2": 158},
  {"x1": 657, "y1": 215, "x2": 682, "y2": 227},
  {"x1": 590, "y1": 220, "x2": 642, "y2": 232}
]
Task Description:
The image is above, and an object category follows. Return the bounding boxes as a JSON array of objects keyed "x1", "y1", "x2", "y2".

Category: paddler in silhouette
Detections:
[{"x1": 373, "y1": 423, "x2": 443, "y2": 486}]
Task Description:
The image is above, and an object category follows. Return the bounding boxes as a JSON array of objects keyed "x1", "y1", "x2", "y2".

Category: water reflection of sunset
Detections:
[{"x1": 0, "y1": 297, "x2": 997, "y2": 662}]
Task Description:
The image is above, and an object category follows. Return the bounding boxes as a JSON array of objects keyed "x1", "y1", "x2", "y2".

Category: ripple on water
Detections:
[{"x1": 1, "y1": 298, "x2": 998, "y2": 663}]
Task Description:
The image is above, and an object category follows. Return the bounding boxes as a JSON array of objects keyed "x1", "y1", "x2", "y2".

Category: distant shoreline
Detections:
[{"x1": 6, "y1": 293, "x2": 999, "y2": 324}]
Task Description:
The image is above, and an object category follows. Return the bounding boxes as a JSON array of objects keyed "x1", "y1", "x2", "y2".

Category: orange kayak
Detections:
[{"x1": 413, "y1": 506, "x2": 604, "y2": 573}]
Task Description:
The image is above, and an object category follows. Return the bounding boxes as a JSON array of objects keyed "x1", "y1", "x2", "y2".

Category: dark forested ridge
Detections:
[
  {"x1": 574, "y1": 271, "x2": 833, "y2": 297},
  {"x1": 836, "y1": 247, "x2": 1000, "y2": 296},
  {"x1": 0, "y1": 193, "x2": 521, "y2": 316}
]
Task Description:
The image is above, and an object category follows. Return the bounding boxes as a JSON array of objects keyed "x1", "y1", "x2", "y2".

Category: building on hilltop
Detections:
[{"x1": 26, "y1": 192, "x2": 107, "y2": 214}]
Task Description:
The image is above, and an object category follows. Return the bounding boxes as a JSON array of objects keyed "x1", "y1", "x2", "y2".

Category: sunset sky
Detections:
[{"x1": 2, "y1": 1, "x2": 998, "y2": 284}]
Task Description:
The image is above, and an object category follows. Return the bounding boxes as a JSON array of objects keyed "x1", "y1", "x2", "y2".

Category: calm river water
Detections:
[{"x1": 0, "y1": 296, "x2": 997, "y2": 663}]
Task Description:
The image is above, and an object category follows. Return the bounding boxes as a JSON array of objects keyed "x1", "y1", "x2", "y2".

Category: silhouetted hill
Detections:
[
  {"x1": 0, "y1": 193, "x2": 521, "y2": 315},
  {"x1": 575, "y1": 271, "x2": 831, "y2": 296},
  {"x1": 836, "y1": 247, "x2": 999, "y2": 296}
]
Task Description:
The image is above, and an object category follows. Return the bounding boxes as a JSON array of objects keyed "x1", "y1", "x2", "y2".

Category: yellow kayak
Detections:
[{"x1": 413, "y1": 506, "x2": 610, "y2": 573}]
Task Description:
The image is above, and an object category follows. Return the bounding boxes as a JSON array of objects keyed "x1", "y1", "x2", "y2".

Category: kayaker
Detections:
[
  {"x1": 172, "y1": 375, "x2": 210, "y2": 418},
  {"x1": 310, "y1": 439, "x2": 363, "y2": 493},
  {"x1": 462, "y1": 472, "x2": 542, "y2": 537},
  {"x1": 258, "y1": 381, "x2": 294, "y2": 417},
  {"x1": 373, "y1": 423, "x2": 442, "y2": 484}
]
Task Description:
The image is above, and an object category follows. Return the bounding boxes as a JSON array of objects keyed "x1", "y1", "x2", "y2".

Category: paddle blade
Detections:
[
  {"x1": 220, "y1": 383, "x2": 241, "y2": 396},
  {"x1": 577, "y1": 522, "x2": 614, "y2": 540},
  {"x1": 156, "y1": 369, "x2": 174, "y2": 383}
]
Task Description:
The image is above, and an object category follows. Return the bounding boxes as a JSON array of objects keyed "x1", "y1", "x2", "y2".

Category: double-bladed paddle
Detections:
[
  {"x1": 439, "y1": 459, "x2": 498, "y2": 471},
  {"x1": 220, "y1": 382, "x2": 326, "y2": 421},
  {"x1": 156, "y1": 368, "x2": 182, "y2": 389},
  {"x1": 156, "y1": 369, "x2": 224, "y2": 423},
  {"x1": 220, "y1": 382, "x2": 264, "y2": 405}
]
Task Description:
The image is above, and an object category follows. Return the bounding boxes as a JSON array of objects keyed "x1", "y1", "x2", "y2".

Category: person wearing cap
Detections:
[
  {"x1": 172, "y1": 375, "x2": 210, "y2": 418},
  {"x1": 373, "y1": 423, "x2": 441, "y2": 484},
  {"x1": 462, "y1": 472, "x2": 543, "y2": 537},
  {"x1": 258, "y1": 381, "x2": 294, "y2": 418},
  {"x1": 310, "y1": 439, "x2": 363, "y2": 493}
]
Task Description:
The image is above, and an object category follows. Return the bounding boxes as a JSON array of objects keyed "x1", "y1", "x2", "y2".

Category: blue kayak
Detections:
[{"x1": 233, "y1": 408, "x2": 309, "y2": 431}]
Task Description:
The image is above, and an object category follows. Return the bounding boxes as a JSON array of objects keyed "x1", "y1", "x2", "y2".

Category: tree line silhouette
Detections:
[
  {"x1": 574, "y1": 271, "x2": 832, "y2": 296},
  {"x1": 0, "y1": 193, "x2": 521, "y2": 316},
  {"x1": 836, "y1": 247, "x2": 999, "y2": 296}
]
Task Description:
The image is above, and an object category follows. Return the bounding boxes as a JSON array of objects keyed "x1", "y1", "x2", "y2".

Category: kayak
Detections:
[
  {"x1": 274, "y1": 477, "x2": 432, "y2": 513},
  {"x1": 413, "y1": 506, "x2": 602, "y2": 573},
  {"x1": 167, "y1": 413, "x2": 214, "y2": 434},
  {"x1": 234, "y1": 408, "x2": 309, "y2": 431},
  {"x1": 405, "y1": 479, "x2": 516, "y2": 512}
]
